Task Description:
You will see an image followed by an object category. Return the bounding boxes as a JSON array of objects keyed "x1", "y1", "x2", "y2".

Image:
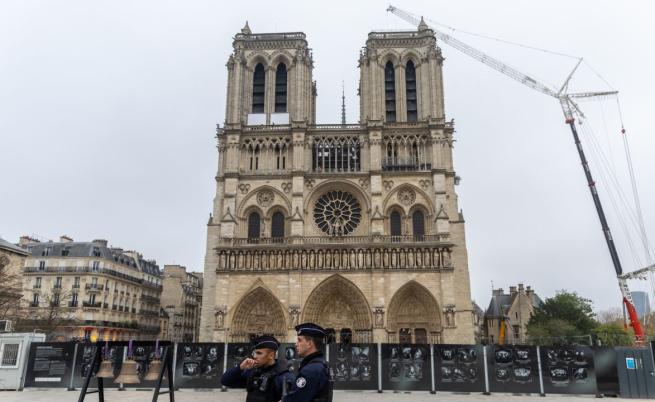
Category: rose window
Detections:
[{"x1": 313, "y1": 190, "x2": 362, "y2": 236}]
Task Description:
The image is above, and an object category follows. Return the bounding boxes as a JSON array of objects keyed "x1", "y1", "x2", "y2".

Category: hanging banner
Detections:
[
  {"x1": 174, "y1": 342, "x2": 224, "y2": 388},
  {"x1": 23, "y1": 342, "x2": 76, "y2": 388},
  {"x1": 381, "y1": 344, "x2": 431, "y2": 391},
  {"x1": 540, "y1": 346, "x2": 597, "y2": 394},
  {"x1": 328, "y1": 343, "x2": 378, "y2": 390},
  {"x1": 434, "y1": 344, "x2": 485, "y2": 393}
]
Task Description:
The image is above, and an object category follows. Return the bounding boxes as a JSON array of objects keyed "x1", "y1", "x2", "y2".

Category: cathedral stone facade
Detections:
[{"x1": 199, "y1": 20, "x2": 475, "y2": 344}]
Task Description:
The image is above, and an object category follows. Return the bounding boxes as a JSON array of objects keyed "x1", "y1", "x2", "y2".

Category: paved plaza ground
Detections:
[{"x1": 0, "y1": 389, "x2": 647, "y2": 401}]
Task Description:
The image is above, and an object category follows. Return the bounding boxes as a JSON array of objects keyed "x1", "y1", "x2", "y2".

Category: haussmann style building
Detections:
[
  {"x1": 200, "y1": 20, "x2": 475, "y2": 344},
  {"x1": 19, "y1": 236, "x2": 163, "y2": 341}
]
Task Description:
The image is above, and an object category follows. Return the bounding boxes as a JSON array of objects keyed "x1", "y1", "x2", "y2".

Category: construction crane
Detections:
[{"x1": 387, "y1": 5, "x2": 646, "y2": 342}]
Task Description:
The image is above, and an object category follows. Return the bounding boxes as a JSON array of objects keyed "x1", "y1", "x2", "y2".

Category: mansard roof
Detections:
[
  {"x1": 0, "y1": 236, "x2": 30, "y2": 256},
  {"x1": 26, "y1": 241, "x2": 161, "y2": 277}
]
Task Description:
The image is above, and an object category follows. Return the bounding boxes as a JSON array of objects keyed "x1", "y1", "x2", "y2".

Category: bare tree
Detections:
[
  {"x1": 0, "y1": 255, "x2": 23, "y2": 320},
  {"x1": 14, "y1": 289, "x2": 78, "y2": 339},
  {"x1": 597, "y1": 307, "x2": 624, "y2": 324}
]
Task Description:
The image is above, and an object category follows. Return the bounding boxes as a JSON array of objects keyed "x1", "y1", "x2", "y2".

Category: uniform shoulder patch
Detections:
[{"x1": 296, "y1": 377, "x2": 307, "y2": 388}]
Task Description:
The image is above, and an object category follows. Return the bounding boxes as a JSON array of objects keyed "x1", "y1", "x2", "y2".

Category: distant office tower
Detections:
[{"x1": 630, "y1": 291, "x2": 651, "y2": 319}]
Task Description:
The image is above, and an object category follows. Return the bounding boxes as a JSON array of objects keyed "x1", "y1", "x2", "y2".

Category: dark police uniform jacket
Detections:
[
  {"x1": 283, "y1": 351, "x2": 332, "y2": 402},
  {"x1": 221, "y1": 360, "x2": 294, "y2": 402}
]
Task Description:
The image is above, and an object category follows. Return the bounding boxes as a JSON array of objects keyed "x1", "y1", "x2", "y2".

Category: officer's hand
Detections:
[{"x1": 240, "y1": 358, "x2": 256, "y2": 370}]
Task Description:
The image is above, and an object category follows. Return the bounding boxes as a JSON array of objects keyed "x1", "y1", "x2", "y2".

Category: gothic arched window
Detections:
[
  {"x1": 405, "y1": 60, "x2": 417, "y2": 122},
  {"x1": 271, "y1": 211, "x2": 285, "y2": 241},
  {"x1": 390, "y1": 210, "x2": 402, "y2": 237},
  {"x1": 412, "y1": 210, "x2": 425, "y2": 240},
  {"x1": 247, "y1": 212, "x2": 261, "y2": 242},
  {"x1": 275, "y1": 63, "x2": 287, "y2": 113},
  {"x1": 384, "y1": 61, "x2": 396, "y2": 122},
  {"x1": 252, "y1": 63, "x2": 266, "y2": 113}
]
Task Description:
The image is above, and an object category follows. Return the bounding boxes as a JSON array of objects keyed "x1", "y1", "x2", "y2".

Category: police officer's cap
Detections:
[
  {"x1": 295, "y1": 322, "x2": 326, "y2": 338},
  {"x1": 251, "y1": 335, "x2": 280, "y2": 351}
]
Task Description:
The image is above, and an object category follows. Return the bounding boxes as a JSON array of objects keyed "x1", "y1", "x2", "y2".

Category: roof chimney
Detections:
[
  {"x1": 60, "y1": 235, "x2": 73, "y2": 243},
  {"x1": 509, "y1": 286, "x2": 517, "y2": 296},
  {"x1": 19, "y1": 235, "x2": 40, "y2": 245},
  {"x1": 518, "y1": 283, "x2": 524, "y2": 293},
  {"x1": 92, "y1": 239, "x2": 108, "y2": 247},
  {"x1": 492, "y1": 288, "x2": 504, "y2": 296}
]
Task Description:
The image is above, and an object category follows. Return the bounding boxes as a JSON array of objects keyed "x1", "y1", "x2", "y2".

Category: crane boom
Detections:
[
  {"x1": 387, "y1": 5, "x2": 644, "y2": 342},
  {"x1": 387, "y1": 6, "x2": 558, "y2": 98}
]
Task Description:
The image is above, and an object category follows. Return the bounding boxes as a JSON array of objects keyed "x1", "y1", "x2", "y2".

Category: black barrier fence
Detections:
[{"x1": 20, "y1": 341, "x2": 635, "y2": 396}]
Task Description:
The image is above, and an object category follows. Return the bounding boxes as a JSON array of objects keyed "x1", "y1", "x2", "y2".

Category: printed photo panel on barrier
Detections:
[
  {"x1": 23, "y1": 342, "x2": 76, "y2": 388},
  {"x1": 540, "y1": 345, "x2": 597, "y2": 394},
  {"x1": 122, "y1": 341, "x2": 172, "y2": 388},
  {"x1": 434, "y1": 344, "x2": 485, "y2": 393},
  {"x1": 174, "y1": 342, "x2": 224, "y2": 388},
  {"x1": 488, "y1": 345, "x2": 540, "y2": 393},
  {"x1": 381, "y1": 344, "x2": 431, "y2": 391},
  {"x1": 328, "y1": 343, "x2": 378, "y2": 390},
  {"x1": 72, "y1": 342, "x2": 123, "y2": 389}
]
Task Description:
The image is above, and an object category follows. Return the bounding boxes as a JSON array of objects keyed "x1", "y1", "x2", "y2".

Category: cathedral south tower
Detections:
[{"x1": 200, "y1": 20, "x2": 475, "y2": 345}]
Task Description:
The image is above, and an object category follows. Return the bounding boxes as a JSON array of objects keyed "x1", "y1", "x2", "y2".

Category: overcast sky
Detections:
[{"x1": 1, "y1": 0, "x2": 654, "y2": 314}]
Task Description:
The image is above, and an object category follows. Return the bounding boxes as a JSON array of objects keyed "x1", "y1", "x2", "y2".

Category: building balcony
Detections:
[
  {"x1": 72, "y1": 284, "x2": 80, "y2": 289},
  {"x1": 32, "y1": 284, "x2": 41, "y2": 289},
  {"x1": 82, "y1": 301, "x2": 102, "y2": 309},
  {"x1": 29, "y1": 302, "x2": 39, "y2": 308},
  {"x1": 85, "y1": 284, "x2": 104, "y2": 292},
  {"x1": 68, "y1": 301, "x2": 78, "y2": 308},
  {"x1": 23, "y1": 266, "x2": 147, "y2": 288},
  {"x1": 142, "y1": 281, "x2": 163, "y2": 291},
  {"x1": 52, "y1": 285, "x2": 62, "y2": 291},
  {"x1": 140, "y1": 294, "x2": 160, "y2": 304},
  {"x1": 139, "y1": 309, "x2": 159, "y2": 317},
  {"x1": 138, "y1": 324, "x2": 161, "y2": 334}
]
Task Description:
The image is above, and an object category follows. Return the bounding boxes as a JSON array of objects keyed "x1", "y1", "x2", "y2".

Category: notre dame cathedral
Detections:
[{"x1": 199, "y1": 19, "x2": 475, "y2": 345}]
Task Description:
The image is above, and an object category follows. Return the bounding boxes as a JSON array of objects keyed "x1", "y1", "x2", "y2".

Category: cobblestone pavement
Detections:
[{"x1": 0, "y1": 389, "x2": 647, "y2": 401}]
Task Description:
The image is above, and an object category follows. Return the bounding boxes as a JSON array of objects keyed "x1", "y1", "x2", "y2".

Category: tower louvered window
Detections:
[
  {"x1": 384, "y1": 61, "x2": 396, "y2": 122},
  {"x1": 275, "y1": 64, "x2": 287, "y2": 113},
  {"x1": 247, "y1": 212, "x2": 261, "y2": 242},
  {"x1": 390, "y1": 211, "x2": 402, "y2": 237},
  {"x1": 271, "y1": 212, "x2": 285, "y2": 240},
  {"x1": 252, "y1": 63, "x2": 265, "y2": 113},
  {"x1": 412, "y1": 210, "x2": 425, "y2": 240},
  {"x1": 405, "y1": 60, "x2": 417, "y2": 122}
]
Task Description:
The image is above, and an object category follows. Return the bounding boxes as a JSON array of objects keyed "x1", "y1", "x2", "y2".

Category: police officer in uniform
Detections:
[
  {"x1": 283, "y1": 323, "x2": 333, "y2": 402},
  {"x1": 221, "y1": 335, "x2": 294, "y2": 402}
]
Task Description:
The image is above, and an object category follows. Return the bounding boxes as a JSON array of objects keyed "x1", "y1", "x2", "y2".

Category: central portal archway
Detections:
[{"x1": 302, "y1": 275, "x2": 372, "y2": 341}]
